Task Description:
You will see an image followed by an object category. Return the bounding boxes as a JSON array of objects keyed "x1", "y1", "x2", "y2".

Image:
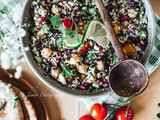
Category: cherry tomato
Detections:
[
  {"x1": 116, "y1": 107, "x2": 134, "y2": 120},
  {"x1": 61, "y1": 18, "x2": 75, "y2": 30},
  {"x1": 90, "y1": 103, "x2": 107, "y2": 120},
  {"x1": 77, "y1": 42, "x2": 90, "y2": 54},
  {"x1": 123, "y1": 43, "x2": 136, "y2": 57},
  {"x1": 79, "y1": 115, "x2": 94, "y2": 120}
]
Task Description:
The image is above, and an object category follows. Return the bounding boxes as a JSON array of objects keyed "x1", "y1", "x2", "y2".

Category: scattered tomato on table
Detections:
[
  {"x1": 90, "y1": 103, "x2": 108, "y2": 120},
  {"x1": 79, "y1": 115, "x2": 94, "y2": 120},
  {"x1": 79, "y1": 101, "x2": 134, "y2": 120},
  {"x1": 115, "y1": 106, "x2": 134, "y2": 120}
]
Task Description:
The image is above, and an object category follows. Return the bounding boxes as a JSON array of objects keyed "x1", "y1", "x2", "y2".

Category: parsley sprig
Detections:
[
  {"x1": 50, "y1": 11, "x2": 81, "y2": 46},
  {"x1": 61, "y1": 66, "x2": 77, "y2": 78}
]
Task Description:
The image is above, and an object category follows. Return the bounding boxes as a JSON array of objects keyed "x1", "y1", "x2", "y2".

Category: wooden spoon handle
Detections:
[{"x1": 95, "y1": 0, "x2": 126, "y2": 61}]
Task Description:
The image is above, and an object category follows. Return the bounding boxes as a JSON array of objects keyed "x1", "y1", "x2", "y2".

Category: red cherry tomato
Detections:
[
  {"x1": 77, "y1": 42, "x2": 90, "y2": 54},
  {"x1": 116, "y1": 107, "x2": 134, "y2": 120},
  {"x1": 79, "y1": 115, "x2": 94, "y2": 120},
  {"x1": 61, "y1": 18, "x2": 75, "y2": 30},
  {"x1": 90, "y1": 103, "x2": 107, "y2": 120}
]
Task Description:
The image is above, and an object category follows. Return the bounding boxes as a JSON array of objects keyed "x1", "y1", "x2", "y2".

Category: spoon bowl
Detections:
[{"x1": 109, "y1": 59, "x2": 149, "y2": 97}]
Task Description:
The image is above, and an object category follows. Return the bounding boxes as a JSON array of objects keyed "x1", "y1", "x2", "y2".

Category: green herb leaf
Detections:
[
  {"x1": 0, "y1": 30, "x2": 4, "y2": 41},
  {"x1": 158, "y1": 103, "x2": 160, "y2": 107},
  {"x1": 92, "y1": 82, "x2": 100, "y2": 89},
  {"x1": 77, "y1": 0, "x2": 85, "y2": 3},
  {"x1": 75, "y1": 34, "x2": 81, "y2": 43},
  {"x1": 57, "y1": 37, "x2": 63, "y2": 45},
  {"x1": 42, "y1": 25, "x2": 49, "y2": 33},
  {"x1": 62, "y1": 66, "x2": 77, "y2": 78},
  {"x1": 58, "y1": 24, "x2": 66, "y2": 34},
  {"x1": 113, "y1": 55, "x2": 118, "y2": 63},
  {"x1": 30, "y1": 27, "x2": 35, "y2": 33},
  {"x1": 13, "y1": 97, "x2": 20, "y2": 109},
  {"x1": 50, "y1": 15, "x2": 62, "y2": 26},
  {"x1": 138, "y1": 11, "x2": 144, "y2": 18},
  {"x1": 89, "y1": 7, "x2": 96, "y2": 15},
  {"x1": 140, "y1": 30, "x2": 147, "y2": 39},
  {"x1": 66, "y1": 28, "x2": 75, "y2": 37},
  {"x1": 109, "y1": 0, "x2": 115, "y2": 4},
  {"x1": 35, "y1": 56, "x2": 43, "y2": 63},
  {"x1": 105, "y1": 52, "x2": 111, "y2": 57},
  {"x1": 0, "y1": 102, "x2": 3, "y2": 111},
  {"x1": 81, "y1": 6, "x2": 88, "y2": 11},
  {"x1": 157, "y1": 113, "x2": 160, "y2": 119},
  {"x1": 123, "y1": 0, "x2": 128, "y2": 3},
  {"x1": 14, "y1": 97, "x2": 20, "y2": 101}
]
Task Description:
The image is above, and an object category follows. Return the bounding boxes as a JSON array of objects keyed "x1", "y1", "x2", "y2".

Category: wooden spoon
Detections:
[{"x1": 95, "y1": 0, "x2": 149, "y2": 97}]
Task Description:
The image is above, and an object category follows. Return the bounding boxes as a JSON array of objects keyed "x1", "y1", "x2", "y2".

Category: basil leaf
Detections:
[{"x1": 50, "y1": 15, "x2": 62, "y2": 26}]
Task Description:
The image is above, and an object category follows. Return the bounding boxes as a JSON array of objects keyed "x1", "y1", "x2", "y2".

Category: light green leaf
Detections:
[{"x1": 50, "y1": 15, "x2": 62, "y2": 26}]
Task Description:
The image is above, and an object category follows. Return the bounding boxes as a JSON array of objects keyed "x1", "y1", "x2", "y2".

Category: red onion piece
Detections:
[
  {"x1": 102, "y1": 82, "x2": 109, "y2": 88},
  {"x1": 52, "y1": 34, "x2": 59, "y2": 39},
  {"x1": 126, "y1": 2, "x2": 134, "y2": 8},
  {"x1": 61, "y1": 9, "x2": 65, "y2": 13},
  {"x1": 34, "y1": 6, "x2": 38, "y2": 14},
  {"x1": 128, "y1": 28, "x2": 134, "y2": 33},
  {"x1": 129, "y1": 33, "x2": 138, "y2": 38},
  {"x1": 51, "y1": 61, "x2": 57, "y2": 67},
  {"x1": 73, "y1": 5, "x2": 79, "y2": 11},
  {"x1": 71, "y1": 49, "x2": 77, "y2": 53}
]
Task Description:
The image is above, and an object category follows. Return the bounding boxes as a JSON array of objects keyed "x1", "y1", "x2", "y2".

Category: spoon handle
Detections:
[{"x1": 95, "y1": 0, "x2": 126, "y2": 61}]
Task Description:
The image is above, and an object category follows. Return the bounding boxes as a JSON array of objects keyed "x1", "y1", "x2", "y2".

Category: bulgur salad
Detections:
[{"x1": 29, "y1": 0, "x2": 148, "y2": 91}]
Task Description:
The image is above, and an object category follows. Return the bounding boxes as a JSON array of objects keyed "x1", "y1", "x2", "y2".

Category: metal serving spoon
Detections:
[{"x1": 95, "y1": 0, "x2": 149, "y2": 97}]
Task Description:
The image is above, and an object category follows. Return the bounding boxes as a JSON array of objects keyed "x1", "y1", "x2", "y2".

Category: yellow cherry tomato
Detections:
[
  {"x1": 121, "y1": 21, "x2": 129, "y2": 28},
  {"x1": 112, "y1": 23, "x2": 119, "y2": 35},
  {"x1": 123, "y1": 43, "x2": 136, "y2": 57}
]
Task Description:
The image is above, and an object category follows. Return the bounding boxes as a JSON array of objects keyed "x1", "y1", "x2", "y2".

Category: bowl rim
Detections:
[{"x1": 20, "y1": 0, "x2": 156, "y2": 98}]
